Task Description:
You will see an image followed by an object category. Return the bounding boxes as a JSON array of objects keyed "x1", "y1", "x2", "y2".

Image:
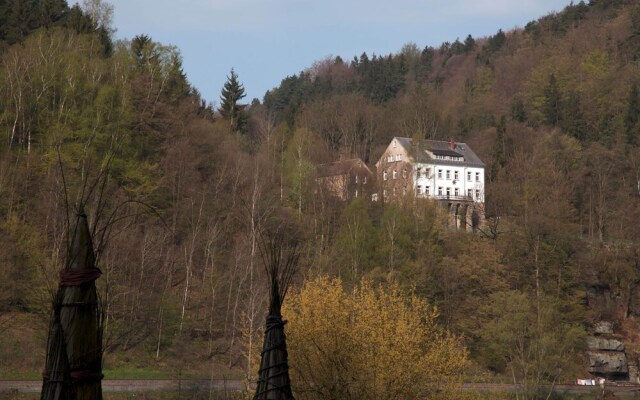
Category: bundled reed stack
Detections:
[
  {"x1": 253, "y1": 231, "x2": 300, "y2": 400},
  {"x1": 41, "y1": 212, "x2": 103, "y2": 400}
]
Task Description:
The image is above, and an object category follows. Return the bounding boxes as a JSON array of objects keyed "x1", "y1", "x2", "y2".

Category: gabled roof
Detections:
[
  {"x1": 316, "y1": 158, "x2": 372, "y2": 178},
  {"x1": 393, "y1": 137, "x2": 485, "y2": 168}
]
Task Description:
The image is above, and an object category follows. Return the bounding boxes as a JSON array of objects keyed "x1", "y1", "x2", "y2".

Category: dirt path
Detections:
[
  {"x1": 2, "y1": 380, "x2": 640, "y2": 397},
  {"x1": 0, "y1": 379, "x2": 244, "y2": 393}
]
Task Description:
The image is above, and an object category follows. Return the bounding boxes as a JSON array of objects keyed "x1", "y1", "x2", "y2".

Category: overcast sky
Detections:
[{"x1": 108, "y1": 0, "x2": 575, "y2": 105}]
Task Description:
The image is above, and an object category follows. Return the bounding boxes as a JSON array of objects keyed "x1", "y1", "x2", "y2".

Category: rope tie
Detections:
[{"x1": 59, "y1": 267, "x2": 102, "y2": 287}]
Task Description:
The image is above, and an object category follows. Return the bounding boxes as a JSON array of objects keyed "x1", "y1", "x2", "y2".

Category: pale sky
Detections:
[{"x1": 108, "y1": 0, "x2": 575, "y2": 105}]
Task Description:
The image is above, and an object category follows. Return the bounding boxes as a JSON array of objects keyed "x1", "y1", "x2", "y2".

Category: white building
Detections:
[{"x1": 375, "y1": 137, "x2": 485, "y2": 228}]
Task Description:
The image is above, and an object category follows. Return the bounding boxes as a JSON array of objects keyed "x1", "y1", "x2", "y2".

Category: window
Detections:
[
  {"x1": 467, "y1": 189, "x2": 473, "y2": 198},
  {"x1": 454, "y1": 188, "x2": 459, "y2": 196},
  {"x1": 425, "y1": 168, "x2": 430, "y2": 177},
  {"x1": 402, "y1": 169, "x2": 407, "y2": 178},
  {"x1": 454, "y1": 171, "x2": 459, "y2": 180},
  {"x1": 355, "y1": 189, "x2": 358, "y2": 197},
  {"x1": 383, "y1": 171, "x2": 388, "y2": 181},
  {"x1": 383, "y1": 189, "x2": 387, "y2": 198},
  {"x1": 438, "y1": 169, "x2": 443, "y2": 179},
  {"x1": 446, "y1": 170, "x2": 451, "y2": 179},
  {"x1": 392, "y1": 170, "x2": 397, "y2": 179},
  {"x1": 387, "y1": 155, "x2": 393, "y2": 163},
  {"x1": 363, "y1": 176, "x2": 367, "y2": 184},
  {"x1": 476, "y1": 189, "x2": 480, "y2": 199},
  {"x1": 438, "y1": 187, "x2": 443, "y2": 196},
  {"x1": 393, "y1": 187, "x2": 396, "y2": 195},
  {"x1": 446, "y1": 187, "x2": 451, "y2": 197},
  {"x1": 396, "y1": 154, "x2": 402, "y2": 161},
  {"x1": 355, "y1": 175, "x2": 358, "y2": 184},
  {"x1": 425, "y1": 186, "x2": 430, "y2": 195},
  {"x1": 417, "y1": 186, "x2": 422, "y2": 195},
  {"x1": 467, "y1": 171, "x2": 471, "y2": 181},
  {"x1": 416, "y1": 167, "x2": 421, "y2": 179},
  {"x1": 475, "y1": 172, "x2": 480, "y2": 182}
]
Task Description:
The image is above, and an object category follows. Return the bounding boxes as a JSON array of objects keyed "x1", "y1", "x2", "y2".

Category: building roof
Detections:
[
  {"x1": 316, "y1": 158, "x2": 372, "y2": 178},
  {"x1": 394, "y1": 137, "x2": 485, "y2": 168}
]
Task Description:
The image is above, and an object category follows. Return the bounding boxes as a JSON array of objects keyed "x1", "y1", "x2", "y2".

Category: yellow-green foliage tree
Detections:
[{"x1": 283, "y1": 276, "x2": 468, "y2": 400}]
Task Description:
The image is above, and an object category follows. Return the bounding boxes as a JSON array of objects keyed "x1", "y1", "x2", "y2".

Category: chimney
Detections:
[{"x1": 449, "y1": 137, "x2": 456, "y2": 150}]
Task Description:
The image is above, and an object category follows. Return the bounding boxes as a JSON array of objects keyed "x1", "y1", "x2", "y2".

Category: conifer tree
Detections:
[
  {"x1": 219, "y1": 68, "x2": 247, "y2": 132},
  {"x1": 625, "y1": 82, "x2": 639, "y2": 145},
  {"x1": 543, "y1": 74, "x2": 562, "y2": 126},
  {"x1": 562, "y1": 90, "x2": 587, "y2": 141}
]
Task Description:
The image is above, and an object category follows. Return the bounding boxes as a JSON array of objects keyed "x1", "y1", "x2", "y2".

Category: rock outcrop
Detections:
[{"x1": 587, "y1": 321, "x2": 629, "y2": 380}]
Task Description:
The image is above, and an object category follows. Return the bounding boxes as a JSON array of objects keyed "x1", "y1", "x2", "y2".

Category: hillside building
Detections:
[
  {"x1": 316, "y1": 158, "x2": 374, "y2": 201},
  {"x1": 375, "y1": 137, "x2": 485, "y2": 230}
]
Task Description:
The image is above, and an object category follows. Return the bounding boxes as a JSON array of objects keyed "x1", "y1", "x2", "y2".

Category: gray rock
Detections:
[
  {"x1": 588, "y1": 351, "x2": 628, "y2": 374},
  {"x1": 587, "y1": 336, "x2": 625, "y2": 352},
  {"x1": 594, "y1": 321, "x2": 614, "y2": 335}
]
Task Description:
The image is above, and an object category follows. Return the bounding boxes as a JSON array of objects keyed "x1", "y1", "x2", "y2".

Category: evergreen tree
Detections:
[
  {"x1": 463, "y1": 34, "x2": 476, "y2": 53},
  {"x1": 491, "y1": 116, "x2": 507, "y2": 180},
  {"x1": 219, "y1": 68, "x2": 247, "y2": 132},
  {"x1": 543, "y1": 74, "x2": 562, "y2": 126},
  {"x1": 511, "y1": 98, "x2": 527, "y2": 122},
  {"x1": 625, "y1": 82, "x2": 639, "y2": 144},
  {"x1": 562, "y1": 90, "x2": 587, "y2": 141}
]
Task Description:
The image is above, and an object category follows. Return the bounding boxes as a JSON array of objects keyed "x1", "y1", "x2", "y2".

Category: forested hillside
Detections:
[{"x1": 2, "y1": 0, "x2": 640, "y2": 398}]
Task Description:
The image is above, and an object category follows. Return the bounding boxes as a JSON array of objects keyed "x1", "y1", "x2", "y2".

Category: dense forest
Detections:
[{"x1": 2, "y1": 0, "x2": 640, "y2": 399}]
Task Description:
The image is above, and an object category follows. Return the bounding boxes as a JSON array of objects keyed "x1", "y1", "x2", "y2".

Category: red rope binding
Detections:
[{"x1": 59, "y1": 268, "x2": 102, "y2": 287}]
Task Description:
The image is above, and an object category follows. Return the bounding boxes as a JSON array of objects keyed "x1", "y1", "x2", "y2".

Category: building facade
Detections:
[
  {"x1": 375, "y1": 137, "x2": 485, "y2": 229},
  {"x1": 316, "y1": 158, "x2": 374, "y2": 201}
]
